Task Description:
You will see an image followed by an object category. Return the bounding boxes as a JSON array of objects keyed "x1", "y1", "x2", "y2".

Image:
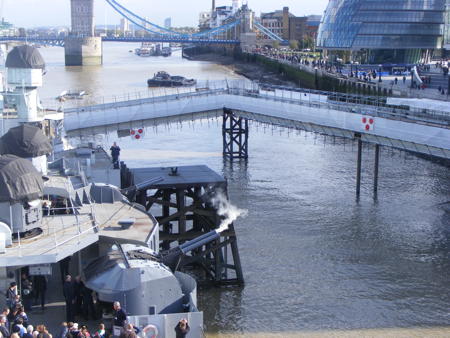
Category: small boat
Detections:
[
  {"x1": 56, "y1": 90, "x2": 87, "y2": 101},
  {"x1": 135, "y1": 43, "x2": 155, "y2": 57},
  {"x1": 147, "y1": 71, "x2": 196, "y2": 87}
]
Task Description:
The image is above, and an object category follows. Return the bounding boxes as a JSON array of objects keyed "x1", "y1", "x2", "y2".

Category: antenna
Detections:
[{"x1": 0, "y1": 0, "x2": 4, "y2": 22}]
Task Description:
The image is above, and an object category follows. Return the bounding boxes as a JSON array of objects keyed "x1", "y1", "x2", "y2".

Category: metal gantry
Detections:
[
  {"x1": 222, "y1": 108, "x2": 249, "y2": 160},
  {"x1": 121, "y1": 164, "x2": 244, "y2": 286}
]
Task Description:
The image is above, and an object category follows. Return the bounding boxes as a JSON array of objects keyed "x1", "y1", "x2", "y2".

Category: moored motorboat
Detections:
[{"x1": 147, "y1": 71, "x2": 196, "y2": 87}]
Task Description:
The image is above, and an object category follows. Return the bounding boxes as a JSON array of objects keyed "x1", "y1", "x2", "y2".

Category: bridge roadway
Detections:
[
  {"x1": 0, "y1": 36, "x2": 240, "y2": 47},
  {"x1": 63, "y1": 81, "x2": 450, "y2": 160}
]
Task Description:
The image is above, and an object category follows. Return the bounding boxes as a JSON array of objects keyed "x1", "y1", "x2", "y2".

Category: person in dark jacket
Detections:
[
  {"x1": 6, "y1": 282, "x2": 18, "y2": 310},
  {"x1": 113, "y1": 302, "x2": 127, "y2": 328},
  {"x1": 20, "y1": 274, "x2": 33, "y2": 313},
  {"x1": 81, "y1": 285, "x2": 96, "y2": 320},
  {"x1": 59, "y1": 257, "x2": 71, "y2": 284},
  {"x1": 73, "y1": 276, "x2": 84, "y2": 317},
  {"x1": 33, "y1": 275, "x2": 47, "y2": 310},
  {"x1": 110, "y1": 143, "x2": 121, "y2": 168},
  {"x1": 63, "y1": 275, "x2": 75, "y2": 322},
  {"x1": 174, "y1": 319, "x2": 190, "y2": 338}
]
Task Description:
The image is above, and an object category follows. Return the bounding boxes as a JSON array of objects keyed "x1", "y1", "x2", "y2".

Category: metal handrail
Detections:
[
  {"x1": 40, "y1": 221, "x2": 99, "y2": 255},
  {"x1": 62, "y1": 80, "x2": 450, "y2": 128}
]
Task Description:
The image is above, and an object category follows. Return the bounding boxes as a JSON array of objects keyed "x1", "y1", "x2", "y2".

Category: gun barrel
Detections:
[{"x1": 180, "y1": 230, "x2": 219, "y2": 254}]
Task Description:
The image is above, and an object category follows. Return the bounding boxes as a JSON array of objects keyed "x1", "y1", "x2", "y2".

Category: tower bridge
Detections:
[
  {"x1": 65, "y1": 0, "x2": 258, "y2": 66},
  {"x1": 1, "y1": 0, "x2": 284, "y2": 66},
  {"x1": 65, "y1": 0, "x2": 103, "y2": 66}
]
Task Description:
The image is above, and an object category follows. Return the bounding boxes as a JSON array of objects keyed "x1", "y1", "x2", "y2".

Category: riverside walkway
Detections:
[{"x1": 63, "y1": 81, "x2": 450, "y2": 160}]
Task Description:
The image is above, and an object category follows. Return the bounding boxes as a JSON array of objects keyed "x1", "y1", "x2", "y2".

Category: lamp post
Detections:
[{"x1": 314, "y1": 66, "x2": 319, "y2": 90}]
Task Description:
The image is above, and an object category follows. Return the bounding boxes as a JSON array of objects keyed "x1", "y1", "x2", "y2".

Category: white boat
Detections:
[{"x1": 56, "y1": 90, "x2": 87, "y2": 101}]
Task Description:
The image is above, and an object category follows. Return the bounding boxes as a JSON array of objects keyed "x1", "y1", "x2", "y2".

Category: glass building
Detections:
[
  {"x1": 317, "y1": 0, "x2": 446, "y2": 64},
  {"x1": 445, "y1": 0, "x2": 450, "y2": 50}
]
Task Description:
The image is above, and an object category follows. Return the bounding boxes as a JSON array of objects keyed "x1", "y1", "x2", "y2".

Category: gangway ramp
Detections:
[{"x1": 64, "y1": 82, "x2": 450, "y2": 160}]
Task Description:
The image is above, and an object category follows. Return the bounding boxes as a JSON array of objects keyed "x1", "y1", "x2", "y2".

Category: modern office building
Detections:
[
  {"x1": 164, "y1": 18, "x2": 172, "y2": 29},
  {"x1": 120, "y1": 18, "x2": 130, "y2": 34},
  {"x1": 317, "y1": 0, "x2": 446, "y2": 64},
  {"x1": 445, "y1": 0, "x2": 450, "y2": 50}
]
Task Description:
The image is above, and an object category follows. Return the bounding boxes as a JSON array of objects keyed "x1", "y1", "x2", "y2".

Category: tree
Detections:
[
  {"x1": 272, "y1": 40, "x2": 280, "y2": 49},
  {"x1": 289, "y1": 40, "x2": 299, "y2": 50}
]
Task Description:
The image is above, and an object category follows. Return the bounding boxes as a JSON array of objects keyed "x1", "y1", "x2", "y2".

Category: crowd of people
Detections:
[
  {"x1": 253, "y1": 47, "x2": 450, "y2": 96},
  {"x1": 2, "y1": 274, "x2": 191, "y2": 338}
]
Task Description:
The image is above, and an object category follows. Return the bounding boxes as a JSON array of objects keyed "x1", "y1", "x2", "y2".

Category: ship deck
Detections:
[{"x1": 0, "y1": 201, "x2": 157, "y2": 267}]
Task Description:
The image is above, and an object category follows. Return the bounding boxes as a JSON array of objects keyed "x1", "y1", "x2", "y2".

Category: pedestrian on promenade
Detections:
[{"x1": 402, "y1": 76, "x2": 406, "y2": 84}]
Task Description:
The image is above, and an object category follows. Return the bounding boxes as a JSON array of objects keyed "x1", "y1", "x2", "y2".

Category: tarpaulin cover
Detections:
[
  {"x1": 0, "y1": 125, "x2": 52, "y2": 157},
  {"x1": 5, "y1": 45, "x2": 45, "y2": 69},
  {"x1": 0, "y1": 154, "x2": 44, "y2": 202}
]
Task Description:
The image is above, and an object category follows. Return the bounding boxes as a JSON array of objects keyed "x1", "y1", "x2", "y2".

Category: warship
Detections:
[{"x1": 0, "y1": 45, "x2": 206, "y2": 337}]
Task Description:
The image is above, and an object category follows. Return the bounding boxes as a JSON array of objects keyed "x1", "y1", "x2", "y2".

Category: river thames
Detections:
[{"x1": 38, "y1": 42, "x2": 450, "y2": 337}]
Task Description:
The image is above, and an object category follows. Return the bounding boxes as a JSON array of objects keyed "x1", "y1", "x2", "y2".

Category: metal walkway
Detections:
[{"x1": 63, "y1": 81, "x2": 450, "y2": 160}]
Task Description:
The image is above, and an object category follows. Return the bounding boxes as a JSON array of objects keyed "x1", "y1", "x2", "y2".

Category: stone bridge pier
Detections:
[{"x1": 65, "y1": 0, "x2": 103, "y2": 66}]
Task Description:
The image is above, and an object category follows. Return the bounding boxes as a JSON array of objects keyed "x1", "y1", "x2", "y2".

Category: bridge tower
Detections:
[
  {"x1": 238, "y1": 5, "x2": 257, "y2": 52},
  {"x1": 64, "y1": 0, "x2": 103, "y2": 66}
]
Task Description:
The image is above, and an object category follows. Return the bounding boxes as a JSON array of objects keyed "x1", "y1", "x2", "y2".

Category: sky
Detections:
[{"x1": 4, "y1": 0, "x2": 329, "y2": 28}]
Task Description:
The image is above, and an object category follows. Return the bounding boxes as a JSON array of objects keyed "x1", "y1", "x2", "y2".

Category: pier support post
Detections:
[
  {"x1": 356, "y1": 137, "x2": 362, "y2": 197},
  {"x1": 222, "y1": 108, "x2": 249, "y2": 160},
  {"x1": 373, "y1": 144, "x2": 380, "y2": 196}
]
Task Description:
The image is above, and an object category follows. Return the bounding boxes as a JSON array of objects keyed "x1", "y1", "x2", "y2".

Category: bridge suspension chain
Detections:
[{"x1": 104, "y1": 0, "x2": 241, "y2": 39}]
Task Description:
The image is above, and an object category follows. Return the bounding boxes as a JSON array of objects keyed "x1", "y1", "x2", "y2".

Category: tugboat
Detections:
[
  {"x1": 147, "y1": 71, "x2": 196, "y2": 87},
  {"x1": 161, "y1": 47, "x2": 172, "y2": 57}
]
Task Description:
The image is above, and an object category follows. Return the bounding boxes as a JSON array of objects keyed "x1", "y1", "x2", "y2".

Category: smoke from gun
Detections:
[{"x1": 210, "y1": 191, "x2": 248, "y2": 233}]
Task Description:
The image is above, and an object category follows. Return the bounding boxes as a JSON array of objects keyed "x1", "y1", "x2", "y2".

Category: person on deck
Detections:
[
  {"x1": 32, "y1": 276, "x2": 47, "y2": 311},
  {"x1": 110, "y1": 143, "x2": 121, "y2": 169},
  {"x1": 63, "y1": 276, "x2": 75, "y2": 322},
  {"x1": 174, "y1": 319, "x2": 189, "y2": 338},
  {"x1": 113, "y1": 302, "x2": 127, "y2": 328}
]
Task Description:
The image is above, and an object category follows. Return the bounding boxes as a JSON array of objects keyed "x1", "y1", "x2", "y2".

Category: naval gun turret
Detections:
[{"x1": 0, "y1": 155, "x2": 44, "y2": 247}]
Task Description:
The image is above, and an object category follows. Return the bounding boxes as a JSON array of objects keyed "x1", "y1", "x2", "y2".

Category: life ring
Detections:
[{"x1": 142, "y1": 324, "x2": 159, "y2": 338}]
